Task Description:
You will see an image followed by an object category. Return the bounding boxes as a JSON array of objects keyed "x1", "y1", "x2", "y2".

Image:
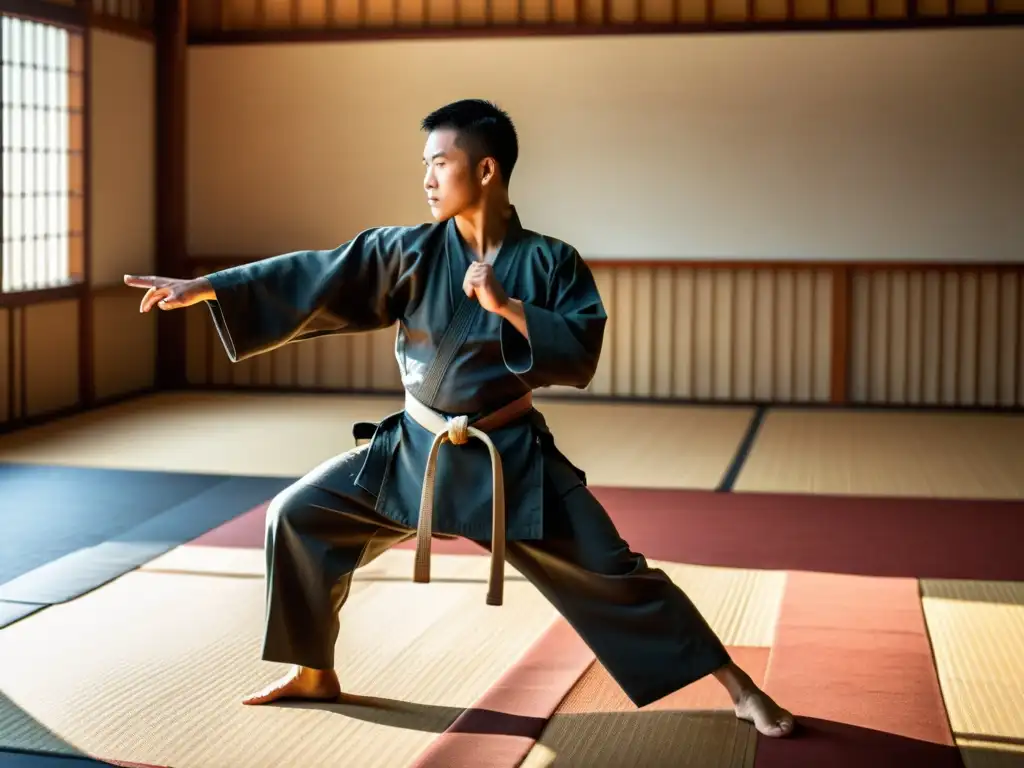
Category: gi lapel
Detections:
[{"x1": 407, "y1": 209, "x2": 524, "y2": 407}]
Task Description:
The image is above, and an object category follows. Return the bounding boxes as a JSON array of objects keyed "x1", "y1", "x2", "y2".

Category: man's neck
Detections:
[{"x1": 454, "y1": 200, "x2": 511, "y2": 262}]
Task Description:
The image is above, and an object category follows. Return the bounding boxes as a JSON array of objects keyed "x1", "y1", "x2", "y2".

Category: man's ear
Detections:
[{"x1": 478, "y1": 157, "x2": 497, "y2": 186}]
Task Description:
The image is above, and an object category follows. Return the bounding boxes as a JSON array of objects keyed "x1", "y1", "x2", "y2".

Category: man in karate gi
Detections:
[{"x1": 127, "y1": 99, "x2": 794, "y2": 738}]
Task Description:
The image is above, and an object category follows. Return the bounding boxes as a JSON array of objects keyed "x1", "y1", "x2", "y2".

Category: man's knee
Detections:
[
  {"x1": 266, "y1": 448, "x2": 374, "y2": 535},
  {"x1": 548, "y1": 485, "x2": 650, "y2": 577},
  {"x1": 265, "y1": 482, "x2": 319, "y2": 539}
]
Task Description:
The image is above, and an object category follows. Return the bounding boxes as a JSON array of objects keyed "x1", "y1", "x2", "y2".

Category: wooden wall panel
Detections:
[
  {"x1": 0, "y1": 309, "x2": 9, "y2": 423},
  {"x1": 185, "y1": 261, "x2": 835, "y2": 403},
  {"x1": 849, "y1": 269, "x2": 1023, "y2": 407},
  {"x1": 92, "y1": 293, "x2": 156, "y2": 400},
  {"x1": 183, "y1": 258, "x2": 1024, "y2": 409},
  {"x1": 23, "y1": 300, "x2": 80, "y2": 418}
]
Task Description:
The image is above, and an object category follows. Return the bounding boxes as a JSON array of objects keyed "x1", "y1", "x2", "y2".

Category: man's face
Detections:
[{"x1": 422, "y1": 128, "x2": 482, "y2": 221}]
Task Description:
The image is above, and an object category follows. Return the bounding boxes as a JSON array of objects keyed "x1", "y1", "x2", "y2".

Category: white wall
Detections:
[{"x1": 187, "y1": 27, "x2": 1024, "y2": 262}]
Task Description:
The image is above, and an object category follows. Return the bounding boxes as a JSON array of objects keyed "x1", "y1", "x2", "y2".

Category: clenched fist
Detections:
[
  {"x1": 124, "y1": 274, "x2": 215, "y2": 313},
  {"x1": 462, "y1": 262, "x2": 508, "y2": 314}
]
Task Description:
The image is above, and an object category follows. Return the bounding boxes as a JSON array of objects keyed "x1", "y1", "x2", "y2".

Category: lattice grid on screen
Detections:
[{"x1": 1, "y1": 15, "x2": 85, "y2": 293}]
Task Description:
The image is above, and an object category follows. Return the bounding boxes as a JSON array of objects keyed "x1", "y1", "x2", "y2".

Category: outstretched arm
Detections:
[{"x1": 126, "y1": 227, "x2": 410, "y2": 363}]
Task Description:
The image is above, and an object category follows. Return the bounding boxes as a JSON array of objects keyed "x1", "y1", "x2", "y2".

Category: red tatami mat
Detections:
[
  {"x1": 192, "y1": 487, "x2": 1024, "y2": 581},
  {"x1": 754, "y1": 572, "x2": 962, "y2": 768},
  {"x1": 409, "y1": 618, "x2": 595, "y2": 768}
]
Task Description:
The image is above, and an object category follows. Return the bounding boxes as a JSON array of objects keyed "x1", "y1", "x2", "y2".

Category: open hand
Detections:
[
  {"x1": 463, "y1": 262, "x2": 508, "y2": 314},
  {"x1": 124, "y1": 275, "x2": 214, "y2": 313}
]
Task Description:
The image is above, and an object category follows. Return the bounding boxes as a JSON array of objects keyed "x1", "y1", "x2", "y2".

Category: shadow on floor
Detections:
[
  {"x1": 0, "y1": 690, "x2": 155, "y2": 766},
  {"x1": 275, "y1": 693, "x2": 1018, "y2": 768}
]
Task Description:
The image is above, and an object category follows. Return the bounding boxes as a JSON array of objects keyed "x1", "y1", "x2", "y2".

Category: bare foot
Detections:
[
  {"x1": 734, "y1": 688, "x2": 795, "y2": 738},
  {"x1": 713, "y1": 662, "x2": 795, "y2": 738},
  {"x1": 242, "y1": 665, "x2": 342, "y2": 706}
]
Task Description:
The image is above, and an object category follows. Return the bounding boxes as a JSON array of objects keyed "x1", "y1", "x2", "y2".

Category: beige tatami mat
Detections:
[
  {"x1": 531, "y1": 710, "x2": 757, "y2": 768},
  {"x1": 921, "y1": 580, "x2": 1024, "y2": 765},
  {"x1": 0, "y1": 568, "x2": 557, "y2": 768},
  {"x1": 142, "y1": 546, "x2": 785, "y2": 649},
  {"x1": 0, "y1": 391, "x2": 754, "y2": 489},
  {"x1": 654, "y1": 562, "x2": 785, "y2": 648},
  {"x1": 735, "y1": 409, "x2": 1024, "y2": 498}
]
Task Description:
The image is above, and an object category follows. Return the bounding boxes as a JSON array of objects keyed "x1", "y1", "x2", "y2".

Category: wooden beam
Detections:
[
  {"x1": 830, "y1": 265, "x2": 850, "y2": 405},
  {"x1": 188, "y1": 14, "x2": 1024, "y2": 45},
  {"x1": 155, "y1": 0, "x2": 189, "y2": 389},
  {"x1": 0, "y1": 0, "x2": 86, "y2": 27},
  {"x1": 77, "y1": 3, "x2": 95, "y2": 408}
]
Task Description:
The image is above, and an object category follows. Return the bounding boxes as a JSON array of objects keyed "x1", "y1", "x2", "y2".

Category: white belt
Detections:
[{"x1": 404, "y1": 390, "x2": 534, "y2": 606}]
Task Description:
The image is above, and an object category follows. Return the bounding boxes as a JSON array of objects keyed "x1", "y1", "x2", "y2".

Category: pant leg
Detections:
[
  {"x1": 262, "y1": 447, "x2": 414, "y2": 670},
  {"x1": 502, "y1": 482, "x2": 732, "y2": 709}
]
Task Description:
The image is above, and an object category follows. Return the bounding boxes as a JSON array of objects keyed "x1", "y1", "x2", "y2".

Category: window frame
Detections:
[{"x1": 0, "y1": 0, "x2": 89, "y2": 308}]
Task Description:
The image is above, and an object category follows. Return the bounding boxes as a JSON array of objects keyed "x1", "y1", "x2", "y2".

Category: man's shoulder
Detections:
[
  {"x1": 518, "y1": 227, "x2": 582, "y2": 267},
  {"x1": 353, "y1": 222, "x2": 447, "y2": 269},
  {"x1": 366, "y1": 221, "x2": 444, "y2": 250}
]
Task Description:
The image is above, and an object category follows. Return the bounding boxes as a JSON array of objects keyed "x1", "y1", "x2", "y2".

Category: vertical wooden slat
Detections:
[
  {"x1": 974, "y1": 271, "x2": 983, "y2": 405},
  {"x1": 155, "y1": 0, "x2": 188, "y2": 389},
  {"x1": 629, "y1": 268, "x2": 637, "y2": 395},
  {"x1": 769, "y1": 269, "x2": 777, "y2": 401},
  {"x1": 18, "y1": 308, "x2": 26, "y2": 418},
  {"x1": 994, "y1": 273, "x2": 1003, "y2": 404},
  {"x1": 7, "y1": 311, "x2": 15, "y2": 420},
  {"x1": 708, "y1": 271, "x2": 716, "y2": 398},
  {"x1": 688, "y1": 269, "x2": 696, "y2": 398},
  {"x1": 788, "y1": 272, "x2": 797, "y2": 403},
  {"x1": 76, "y1": 13, "x2": 94, "y2": 409},
  {"x1": 647, "y1": 268, "x2": 657, "y2": 398},
  {"x1": 882, "y1": 272, "x2": 892, "y2": 403},
  {"x1": 667, "y1": 265, "x2": 676, "y2": 396},
  {"x1": 808, "y1": 274, "x2": 817, "y2": 401},
  {"x1": 916, "y1": 272, "x2": 926, "y2": 404},
  {"x1": 1016, "y1": 272, "x2": 1023, "y2": 406},
  {"x1": 750, "y1": 269, "x2": 758, "y2": 399},
  {"x1": 935, "y1": 271, "x2": 945, "y2": 403},
  {"x1": 728, "y1": 270, "x2": 737, "y2": 399},
  {"x1": 830, "y1": 265, "x2": 849, "y2": 404},
  {"x1": 902, "y1": 270, "x2": 911, "y2": 401},
  {"x1": 954, "y1": 273, "x2": 963, "y2": 404}
]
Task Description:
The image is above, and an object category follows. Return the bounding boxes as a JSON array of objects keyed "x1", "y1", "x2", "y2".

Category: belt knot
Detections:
[{"x1": 447, "y1": 415, "x2": 470, "y2": 445}]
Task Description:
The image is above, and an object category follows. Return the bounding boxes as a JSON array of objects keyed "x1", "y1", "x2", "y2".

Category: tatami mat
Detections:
[
  {"x1": 0, "y1": 391, "x2": 753, "y2": 489},
  {"x1": 958, "y1": 739, "x2": 1024, "y2": 768},
  {"x1": 921, "y1": 580, "x2": 1024, "y2": 752},
  {"x1": 0, "y1": 568, "x2": 558, "y2": 768},
  {"x1": 755, "y1": 572, "x2": 960, "y2": 768},
  {"x1": 142, "y1": 544, "x2": 785, "y2": 648},
  {"x1": 534, "y1": 710, "x2": 757, "y2": 768},
  {"x1": 735, "y1": 409, "x2": 1024, "y2": 499},
  {"x1": 655, "y1": 563, "x2": 785, "y2": 648}
]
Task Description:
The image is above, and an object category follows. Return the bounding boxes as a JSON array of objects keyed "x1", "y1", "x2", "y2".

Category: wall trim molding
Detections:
[{"x1": 187, "y1": 15, "x2": 1024, "y2": 46}]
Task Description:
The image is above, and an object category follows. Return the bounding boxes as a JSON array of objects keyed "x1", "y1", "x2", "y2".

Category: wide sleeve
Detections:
[
  {"x1": 203, "y1": 227, "x2": 405, "y2": 363},
  {"x1": 500, "y1": 249, "x2": 607, "y2": 390}
]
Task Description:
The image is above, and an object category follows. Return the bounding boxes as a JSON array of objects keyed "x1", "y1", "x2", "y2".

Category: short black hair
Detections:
[{"x1": 421, "y1": 99, "x2": 519, "y2": 186}]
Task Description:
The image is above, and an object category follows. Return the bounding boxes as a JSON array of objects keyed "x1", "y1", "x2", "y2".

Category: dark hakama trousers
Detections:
[{"x1": 260, "y1": 447, "x2": 732, "y2": 709}]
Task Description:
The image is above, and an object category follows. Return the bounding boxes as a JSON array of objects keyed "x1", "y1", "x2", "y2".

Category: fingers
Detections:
[
  {"x1": 463, "y1": 262, "x2": 490, "y2": 287},
  {"x1": 140, "y1": 286, "x2": 172, "y2": 313},
  {"x1": 124, "y1": 274, "x2": 160, "y2": 289}
]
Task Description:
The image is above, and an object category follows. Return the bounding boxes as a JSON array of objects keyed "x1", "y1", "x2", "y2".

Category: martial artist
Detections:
[{"x1": 126, "y1": 99, "x2": 794, "y2": 738}]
